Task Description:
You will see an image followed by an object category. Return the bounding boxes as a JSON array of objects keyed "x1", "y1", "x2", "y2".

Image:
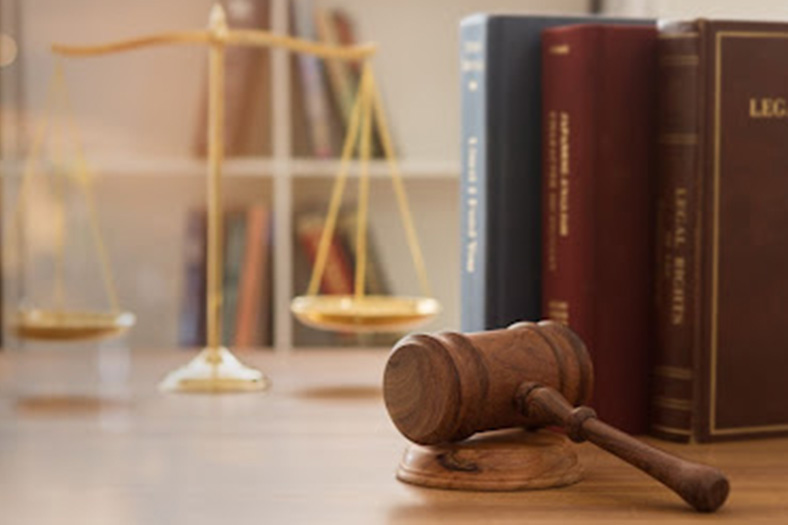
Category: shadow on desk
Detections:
[{"x1": 293, "y1": 385, "x2": 382, "y2": 401}]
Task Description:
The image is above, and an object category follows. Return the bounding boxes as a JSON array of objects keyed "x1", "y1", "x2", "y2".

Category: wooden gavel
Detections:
[{"x1": 383, "y1": 320, "x2": 729, "y2": 513}]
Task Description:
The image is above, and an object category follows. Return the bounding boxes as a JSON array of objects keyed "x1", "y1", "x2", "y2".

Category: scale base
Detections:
[
  {"x1": 159, "y1": 347, "x2": 270, "y2": 393},
  {"x1": 397, "y1": 429, "x2": 583, "y2": 491}
]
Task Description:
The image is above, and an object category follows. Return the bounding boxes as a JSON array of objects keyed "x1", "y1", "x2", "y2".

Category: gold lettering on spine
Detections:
[
  {"x1": 670, "y1": 188, "x2": 689, "y2": 325},
  {"x1": 466, "y1": 136, "x2": 478, "y2": 274},
  {"x1": 463, "y1": 37, "x2": 483, "y2": 276},
  {"x1": 546, "y1": 111, "x2": 559, "y2": 272},
  {"x1": 749, "y1": 97, "x2": 788, "y2": 118},
  {"x1": 558, "y1": 111, "x2": 570, "y2": 237},
  {"x1": 548, "y1": 300, "x2": 569, "y2": 325}
]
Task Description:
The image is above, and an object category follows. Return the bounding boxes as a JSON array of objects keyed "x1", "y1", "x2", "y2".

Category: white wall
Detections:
[{"x1": 605, "y1": 0, "x2": 788, "y2": 20}]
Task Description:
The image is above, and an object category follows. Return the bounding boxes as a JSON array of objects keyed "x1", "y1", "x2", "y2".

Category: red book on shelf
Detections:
[
  {"x1": 296, "y1": 213, "x2": 354, "y2": 295},
  {"x1": 541, "y1": 24, "x2": 657, "y2": 434}
]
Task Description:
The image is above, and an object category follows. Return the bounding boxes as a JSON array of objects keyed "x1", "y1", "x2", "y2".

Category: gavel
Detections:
[{"x1": 383, "y1": 320, "x2": 729, "y2": 513}]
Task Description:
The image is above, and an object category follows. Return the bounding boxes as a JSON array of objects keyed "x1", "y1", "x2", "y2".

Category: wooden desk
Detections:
[{"x1": 0, "y1": 347, "x2": 786, "y2": 524}]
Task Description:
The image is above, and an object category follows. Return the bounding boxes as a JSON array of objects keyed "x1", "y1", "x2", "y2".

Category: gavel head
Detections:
[{"x1": 383, "y1": 320, "x2": 593, "y2": 445}]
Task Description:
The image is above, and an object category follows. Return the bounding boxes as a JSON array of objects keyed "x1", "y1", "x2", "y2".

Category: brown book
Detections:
[
  {"x1": 541, "y1": 24, "x2": 657, "y2": 434},
  {"x1": 234, "y1": 205, "x2": 271, "y2": 348},
  {"x1": 653, "y1": 20, "x2": 788, "y2": 442},
  {"x1": 193, "y1": 0, "x2": 271, "y2": 157}
]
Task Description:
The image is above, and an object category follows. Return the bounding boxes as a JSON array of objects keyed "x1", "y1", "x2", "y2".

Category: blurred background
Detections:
[{"x1": 1, "y1": 0, "x2": 787, "y2": 353}]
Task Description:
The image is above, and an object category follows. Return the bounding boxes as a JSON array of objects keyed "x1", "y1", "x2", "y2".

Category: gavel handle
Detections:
[{"x1": 517, "y1": 382, "x2": 729, "y2": 513}]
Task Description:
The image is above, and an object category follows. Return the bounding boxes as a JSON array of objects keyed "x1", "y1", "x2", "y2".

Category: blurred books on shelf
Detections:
[
  {"x1": 291, "y1": 0, "x2": 337, "y2": 158},
  {"x1": 192, "y1": 0, "x2": 272, "y2": 157},
  {"x1": 222, "y1": 209, "x2": 247, "y2": 345},
  {"x1": 177, "y1": 209, "x2": 207, "y2": 347},
  {"x1": 235, "y1": 205, "x2": 273, "y2": 348},
  {"x1": 293, "y1": 207, "x2": 399, "y2": 347},
  {"x1": 190, "y1": 0, "x2": 392, "y2": 160},
  {"x1": 291, "y1": 0, "x2": 386, "y2": 158},
  {"x1": 178, "y1": 205, "x2": 273, "y2": 349}
]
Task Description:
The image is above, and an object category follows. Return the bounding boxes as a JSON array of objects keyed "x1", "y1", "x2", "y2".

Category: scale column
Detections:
[{"x1": 205, "y1": 4, "x2": 226, "y2": 359}]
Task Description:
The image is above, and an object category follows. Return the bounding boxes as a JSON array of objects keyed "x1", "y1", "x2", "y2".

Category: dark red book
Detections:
[
  {"x1": 295, "y1": 212, "x2": 354, "y2": 295},
  {"x1": 541, "y1": 24, "x2": 657, "y2": 433}
]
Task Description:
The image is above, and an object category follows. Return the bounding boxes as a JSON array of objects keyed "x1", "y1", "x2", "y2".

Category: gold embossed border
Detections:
[{"x1": 711, "y1": 31, "x2": 788, "y2": 435}]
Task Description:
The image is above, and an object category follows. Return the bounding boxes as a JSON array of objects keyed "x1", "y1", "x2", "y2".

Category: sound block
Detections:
[{"x1": 397, "y1": 429, "x2": 583, "y2": 491}]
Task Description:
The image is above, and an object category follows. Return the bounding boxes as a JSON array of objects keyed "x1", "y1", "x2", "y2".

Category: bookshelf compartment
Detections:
[
  {"x1": 290, "y1": 176, "x2": 458, "y2": 348},
  {"x1": 6, "y1": 0, "x2": 584, "y2": 351},
  {"x1": 8, "y1": 175, "x2": 274, "y2": 350}
]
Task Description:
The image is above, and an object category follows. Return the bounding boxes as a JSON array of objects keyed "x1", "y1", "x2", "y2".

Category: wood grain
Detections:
[
  {"x1": 519, "y1": 382, "x2": 728, "y2": 512},
  {"x1": 397, "y1": 429, "x2": 583, "y2": 491},
  {"x1": 1, "y1": 347, "x2": 787, "y2": 524},
  {"x1": 383, "y1": 321, "x2": 593, "y2": 445}
]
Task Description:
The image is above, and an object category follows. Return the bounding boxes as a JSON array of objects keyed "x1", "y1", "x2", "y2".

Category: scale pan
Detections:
[
  {"x1": 14, "y1": 309, "x2": 136, "y2": 341},
  {"x1": 291, "y1": 295, "x2": 440, "y2": 333}
]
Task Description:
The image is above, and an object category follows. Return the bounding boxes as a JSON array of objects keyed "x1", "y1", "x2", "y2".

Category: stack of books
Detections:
[{"x1": 461, "y1": 15, "x2": 788, "y2": 442}]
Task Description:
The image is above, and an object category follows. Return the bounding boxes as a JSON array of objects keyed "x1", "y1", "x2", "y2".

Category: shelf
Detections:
[
  {"x1": 1, "y1": 157, "x2": 460, "y2": 180},
  {"x1": 89, "y1": 157, "x2": 276, "y2": 178},
  {"x1": 289, "y1": 158, "x2": 460, "y2": 179}
]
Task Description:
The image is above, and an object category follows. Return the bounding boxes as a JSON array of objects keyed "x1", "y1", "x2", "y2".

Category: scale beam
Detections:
[
  {"x1": 46, "y1": 3, "x2": 438, "y2": 381},
  {"x1": 51, "y1": 31, "x2": 376, "y2": 61}
]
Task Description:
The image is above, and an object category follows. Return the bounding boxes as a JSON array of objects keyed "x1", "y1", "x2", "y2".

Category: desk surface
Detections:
[{"x1": 1, "y1": 347, "x2": 787, "y2": 524}]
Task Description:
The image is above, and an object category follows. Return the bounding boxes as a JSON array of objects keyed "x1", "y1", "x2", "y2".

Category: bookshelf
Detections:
[{"x1": 2, "y1": 0, "x2": 591, "y2": 351}]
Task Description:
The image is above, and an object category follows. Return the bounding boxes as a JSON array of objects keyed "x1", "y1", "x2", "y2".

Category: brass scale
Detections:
[{"x1": 9, "y1": 5, "x2": 440, "y2": 392}]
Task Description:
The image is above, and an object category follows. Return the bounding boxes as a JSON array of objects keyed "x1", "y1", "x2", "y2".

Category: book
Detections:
[
  {"x1": 315, "y1": 7, "x2": 384, "y2": 158},
  {"x1": 653, "y1": 20, "x2": 788, "y2": 442},
  {"x1": 193, "y1": 0, "x2": 271, "y2": 157},
  {"x1": 291, "y1": 0, "x2": 335, "y2": 157},
  {"x1": 337, "y1": 211, "x2": 389, "y2": 296},
  {"x1": 295, "y1": 211, "x2": 354, "y2": 295},
  {"x1": 541, "y1": 24, "x2": 657, "y2": 434},
  {"x1": 293, "y1": 210, "x2": 356, "y2": 347},
  {"x1": 315, "y1": 7, "x2": 356, "y2": 134},
  {"x1": 178, "y1": 209, "x2": 207, "y2": 347},
  {"x1": 234, "y1": 205, "x2": 272, "y2": 348},
  {"x1": 459, "y1": 14, "x2": 651, "y2": 333},
  {"x1": 222, "y1": 209, "x2": 247, "y2": 346},
  {"x1": 333, "y1": 10, "x2": 361, "y2": 77}
]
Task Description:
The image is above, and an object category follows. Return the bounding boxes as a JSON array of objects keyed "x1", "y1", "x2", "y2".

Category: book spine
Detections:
[
  {"x1": 222, "y1": 210, "x2": 247, "y2": 346},
  {"x1": 541, "y1": 29, "x2": 597, "y2": 364},
  {"x1": 327, "y1": 9, "x2": 384, "y2": 158},
  {"x1": 178, "y1": 209, "x2": 207, "y2": 347},
  {"x1": 315, "y1": 8, "x2": 355, "y2": 128},
  {"x1": 235, "y1": 205, "x2": 269, "y2": 348},
  {"x1": 193, "y1": 0, "x2": 270, "y2": 157},
  {"x1": 651, "y1": 25, "x2": 703, "y2": 442},
  {"x1": 459, "y1": 17, "x2": 488, "y2": 332},
  {"x1": 338, "y1": 213, "x2": 389, "y2": 295},
  {"x1": 296, "y1": 214, "x2": 354, "y2": 295},
  {"x1": 292, "y1": 0, "x2": 335, "y2": 158}
]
